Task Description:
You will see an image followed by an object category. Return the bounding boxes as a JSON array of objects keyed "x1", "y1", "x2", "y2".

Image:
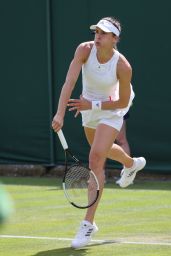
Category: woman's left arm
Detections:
[
  {"x1": 102, "y1": 55, "x2": 132, "y2": 110},
  {"x1": 67, "y1": 55, "x2": 132, "y2": 113}
]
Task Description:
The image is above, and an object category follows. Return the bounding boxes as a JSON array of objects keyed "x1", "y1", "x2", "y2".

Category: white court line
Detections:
[{"x1": 0, "y1": 235, "x2": 171, "y2": 246}]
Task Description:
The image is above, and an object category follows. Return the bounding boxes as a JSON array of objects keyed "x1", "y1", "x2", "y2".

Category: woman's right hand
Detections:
[{"x1": 52, "y1": 114, "x2": 64, "y2": 133}]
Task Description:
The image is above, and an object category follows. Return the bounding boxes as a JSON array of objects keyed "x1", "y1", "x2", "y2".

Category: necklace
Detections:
[{"x1": 96, "y1": 50, "x2": 115, "y2": 69}]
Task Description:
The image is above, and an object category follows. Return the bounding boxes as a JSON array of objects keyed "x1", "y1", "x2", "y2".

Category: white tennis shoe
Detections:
[
  {"x1": 117, "y1": 157, "x2": 146, "y2": 188},
  {"x1": 116, "y1": 169, "x2": 134, "y2": 185},
  {"x1": 71, "y1": 220, "x2": 98, "y2": 249}
]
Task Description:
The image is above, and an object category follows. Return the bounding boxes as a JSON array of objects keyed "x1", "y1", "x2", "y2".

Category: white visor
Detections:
[{"x1": 90, "y1": 19, "x2": 120, "y2": 36}]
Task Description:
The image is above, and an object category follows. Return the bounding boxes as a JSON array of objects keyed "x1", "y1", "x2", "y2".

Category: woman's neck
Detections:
[{"x1": 96, "y1": 48, "x2": 115, "y2": 64}]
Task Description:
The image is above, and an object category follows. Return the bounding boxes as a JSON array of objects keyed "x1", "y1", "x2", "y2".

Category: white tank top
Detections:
[
  {"x1": 82, "y1": 44, "x2": 120, "y2": 102},
  {"x1": 81, "y1": 44, "x2": 135, "y2": 116}
]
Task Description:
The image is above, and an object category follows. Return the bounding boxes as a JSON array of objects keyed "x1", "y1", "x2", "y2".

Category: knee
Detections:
[{"x1": 89, "y1": 149, "x2": 104, "y2": 170}]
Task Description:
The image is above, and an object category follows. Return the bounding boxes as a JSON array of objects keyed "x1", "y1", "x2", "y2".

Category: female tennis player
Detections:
[{"x1": 52, "y1": 16, "x2": 146, "y2": 249}]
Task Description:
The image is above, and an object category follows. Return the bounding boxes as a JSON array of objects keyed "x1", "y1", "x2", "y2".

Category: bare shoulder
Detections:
[
  {"x1": 74, "y1": 41, "x2": 94, "y2": 63},
  {"x1": 117, "y1": 53, "x2": 132, "y2": 78}
]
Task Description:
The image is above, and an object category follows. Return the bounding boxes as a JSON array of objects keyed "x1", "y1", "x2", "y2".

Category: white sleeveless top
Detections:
[{"x1": 82, "y1": 44, "x2": 135, "y2": 116}]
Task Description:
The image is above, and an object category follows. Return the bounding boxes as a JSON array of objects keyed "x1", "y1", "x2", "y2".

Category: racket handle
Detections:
[{"x1": 57, "y1": 130, "x2": 68, "y2": 150}]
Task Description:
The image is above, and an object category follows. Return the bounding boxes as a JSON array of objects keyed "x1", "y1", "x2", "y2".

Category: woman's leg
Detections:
[
  {"x1": 72, "y1": 124, "x2": 146, "y2": 248},
  {"x1": 83, "y1": 124, "x2": 133, "y2": 224},
  {"x1": 115, "y1": 120, "x2": 131, "y2": 155},
  {"x1": 84, "y1": 125, "x2": 134, "y2": 170}
]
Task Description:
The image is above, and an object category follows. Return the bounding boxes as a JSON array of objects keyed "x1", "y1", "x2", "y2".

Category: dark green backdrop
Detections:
[{"x1": 0, "y1": 0, "x2": 170, "y2": 172}]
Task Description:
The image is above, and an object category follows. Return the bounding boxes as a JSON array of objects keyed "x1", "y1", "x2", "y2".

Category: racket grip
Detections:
[{"x1": 57, "y1": 130, "x2": 68, "y2": 150}]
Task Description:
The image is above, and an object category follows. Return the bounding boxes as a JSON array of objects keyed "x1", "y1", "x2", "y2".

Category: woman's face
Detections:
[{"x1": 94, "y1": 27, "x2": 116, "y2": 49}]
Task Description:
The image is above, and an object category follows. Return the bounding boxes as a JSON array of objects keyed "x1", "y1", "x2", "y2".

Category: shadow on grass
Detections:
[
  {"x1": 32, "y1": 247, "x2": 88, "y2": 256},
  {"x1": 31, "y1": 240, "x2": 119, "y2": 256}
]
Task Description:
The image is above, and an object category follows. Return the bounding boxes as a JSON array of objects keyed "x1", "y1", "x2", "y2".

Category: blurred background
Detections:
[{"x1": 0, "y1": 0, "x2": 170, "y2": 173}]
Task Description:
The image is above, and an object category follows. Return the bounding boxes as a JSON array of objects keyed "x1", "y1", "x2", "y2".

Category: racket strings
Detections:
[
  {"x1": 64, "y1": 164, "x2": 98, "y2": 207},
  {"x1": 65, "y1": 165, "x2": 89, "y2": 188}
]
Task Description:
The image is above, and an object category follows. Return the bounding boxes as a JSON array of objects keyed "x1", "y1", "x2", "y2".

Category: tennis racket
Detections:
[{"x1": 57, "y1": 129, "x2": 99, "y2": 209}]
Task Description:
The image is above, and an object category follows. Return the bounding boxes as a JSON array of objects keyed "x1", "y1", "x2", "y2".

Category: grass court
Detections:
[{"x1": 0, "y1": 176, "x2": 171, "y2": 256}]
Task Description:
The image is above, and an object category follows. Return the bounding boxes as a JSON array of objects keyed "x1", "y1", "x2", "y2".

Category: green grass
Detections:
[{"x1": 0, "y1": 176, "x2": 171, "y2": 256}]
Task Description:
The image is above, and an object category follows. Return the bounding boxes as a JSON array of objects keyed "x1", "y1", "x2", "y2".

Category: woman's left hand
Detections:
[{"x1": 67, "y1": 95, "x2": 91, "y2": 117}]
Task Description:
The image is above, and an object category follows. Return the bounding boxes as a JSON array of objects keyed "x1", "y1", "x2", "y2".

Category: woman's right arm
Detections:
[{"x1": 52, "y1": 42, "x2": 91, "y2": 132}]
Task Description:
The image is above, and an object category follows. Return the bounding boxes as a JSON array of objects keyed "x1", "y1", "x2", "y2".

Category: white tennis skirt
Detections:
[
  {"x1": 81, "y1": 88, "x2": 135, "y2": 131},
  {"x1": 81, "y1": 109, "x2": 125, "y2": 131}
]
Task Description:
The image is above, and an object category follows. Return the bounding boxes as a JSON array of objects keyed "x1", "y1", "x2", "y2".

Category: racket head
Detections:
[{"x1": 63, "y1": 163, "x2": 99, "y2": 209}]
